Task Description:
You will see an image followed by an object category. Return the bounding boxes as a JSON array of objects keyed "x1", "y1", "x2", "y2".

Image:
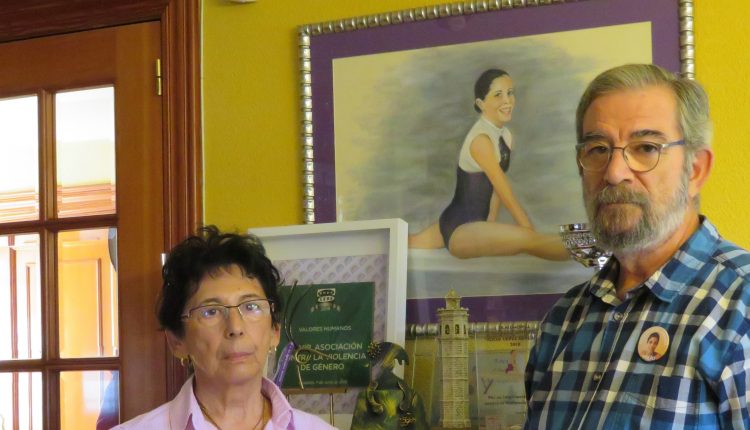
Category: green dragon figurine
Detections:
[{"x1": 350, "y1": 342, "x2": 428, "y2": 430}]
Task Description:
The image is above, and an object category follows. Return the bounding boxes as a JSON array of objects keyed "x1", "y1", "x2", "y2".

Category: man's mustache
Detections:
[{"x1": 595, "y1": 186, "x2": 649, "y2": 209}]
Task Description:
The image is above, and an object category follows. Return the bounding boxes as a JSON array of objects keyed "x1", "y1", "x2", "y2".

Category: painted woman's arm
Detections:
[
  {"x1": 470, "y1": 134, "x2": 533, "y2": 229},
  {"x1": 487, "y1": 192, "x2": 501, "y2": 222}
]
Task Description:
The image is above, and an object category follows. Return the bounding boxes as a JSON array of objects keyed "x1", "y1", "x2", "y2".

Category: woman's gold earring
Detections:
[
  {"x1": 269, "y1": 345, "x2": 277, "y2": 354},
  {"x1": 179, "y1": 356, "x2": 188, "y2": 367}
]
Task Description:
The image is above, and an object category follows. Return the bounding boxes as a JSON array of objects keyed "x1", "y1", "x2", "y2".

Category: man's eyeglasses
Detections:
[
  {"x1": 576, "y1": 139, "x2": 685, "y2": 173},
  {"x1": 181, "y1": 299, "x2": 275, "y2": 327}
]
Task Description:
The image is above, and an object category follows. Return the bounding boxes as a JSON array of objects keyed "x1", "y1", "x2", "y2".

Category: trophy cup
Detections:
[{"x1": 559, "y1": 223, "x2": 611, "y2": 269}]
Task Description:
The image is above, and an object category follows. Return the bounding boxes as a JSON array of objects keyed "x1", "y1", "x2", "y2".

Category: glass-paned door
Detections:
[{"x1": 0, "y1": 22, "x2": 167, "y2": 429}]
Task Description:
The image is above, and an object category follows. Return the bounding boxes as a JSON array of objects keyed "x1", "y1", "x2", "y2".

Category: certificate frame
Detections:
[{"x1": 250, "y1": 219, "x2": 408, "y2": 427}]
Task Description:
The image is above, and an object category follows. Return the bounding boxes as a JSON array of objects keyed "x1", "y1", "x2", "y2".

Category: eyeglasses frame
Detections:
[
  {"x1": 180, "y1": 298, "x2": 276, "y2": 324},
  {"x1": 575, "y1": 139, "x2": 685, "y2": 173}
]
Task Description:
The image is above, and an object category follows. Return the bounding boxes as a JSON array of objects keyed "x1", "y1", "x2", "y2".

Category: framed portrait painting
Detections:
[{"x1": 300, "y1": 0, "x2": 692, "y2": 325}]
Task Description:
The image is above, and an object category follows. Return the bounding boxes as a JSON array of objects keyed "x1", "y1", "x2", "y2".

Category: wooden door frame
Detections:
[
  {"x1": 0, "y1": 0, "x2": 202, "y2": 250},
  {"x1": 0, "y1": 0, "x2": 202, "y2": 412}
]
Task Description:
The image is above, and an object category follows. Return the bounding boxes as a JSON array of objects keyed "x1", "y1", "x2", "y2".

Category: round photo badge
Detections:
[{"x1": 638, "y1": 326, "x2": 669, "y2": 362}]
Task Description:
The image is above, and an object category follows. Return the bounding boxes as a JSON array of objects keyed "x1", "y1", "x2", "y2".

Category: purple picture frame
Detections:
[{"x1": 301, "y1": 0, "x2": 690, "y2": 224}]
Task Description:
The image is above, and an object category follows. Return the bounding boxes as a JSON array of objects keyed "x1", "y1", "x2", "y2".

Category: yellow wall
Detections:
[
  {"x1": 204, "y1": 1, "x2": 750, "y2": 248},
  {"x1": 695, "y1": 2, "x2": 750, "y2": 248},
  {"x1": 203, "y1": 0, "x2": 440, "y2": 231}
]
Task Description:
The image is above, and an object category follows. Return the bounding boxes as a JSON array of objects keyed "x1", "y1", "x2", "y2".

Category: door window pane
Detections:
[
  {"x1": 58, "y1": 228, "x2": 118, "y2": 358},
  {"x1": 0, "y1": 234, "x2": 41, "y2": 360},
  {"x1": 60, "y1": 370, "x2": 119, "y2": 430},
  {"x1": 0, "y1": 371, "x2": 43, "y2": 430},
  {"x1": 0, "y1": 95, "x2": 39, "y2": 223},
  {"x1": 55, "y1": 87, "x2": 116, "y2": 218}
]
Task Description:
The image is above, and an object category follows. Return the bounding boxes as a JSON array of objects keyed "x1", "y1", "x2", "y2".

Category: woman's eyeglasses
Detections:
[{"x1": 181, "y1": 299, "x2": 275, "y2": 327}]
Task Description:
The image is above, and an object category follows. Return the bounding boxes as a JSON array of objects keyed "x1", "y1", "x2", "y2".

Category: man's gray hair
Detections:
[{"x1": 575, "y1": 64, "x2": 712, "y2": 160}]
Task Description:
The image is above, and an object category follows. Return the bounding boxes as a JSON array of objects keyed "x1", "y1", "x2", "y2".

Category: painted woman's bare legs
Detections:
[
  {"x1": 408, "y1": 222, "x2": 444, "y2": 249},
  {"x1": 409, "y1": 220, "x2": 568, "y2": 261},
  {"x1": 447, "y1": 222, "x2": 569, "y2": 260}
]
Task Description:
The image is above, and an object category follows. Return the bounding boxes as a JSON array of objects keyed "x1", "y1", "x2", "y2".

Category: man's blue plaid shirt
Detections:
[{"x1": 525, "y1": 218, "x2": 750, "y2": 429}]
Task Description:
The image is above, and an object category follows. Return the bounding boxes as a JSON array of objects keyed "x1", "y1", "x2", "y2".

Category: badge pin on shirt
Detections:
[{"x1": 638, "y1": 326, "x2": 669, "y2": 362}]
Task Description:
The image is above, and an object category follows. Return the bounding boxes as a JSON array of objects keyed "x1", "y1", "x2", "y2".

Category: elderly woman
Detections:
[{"x1": 115, "y1": 226, "x2": 334, "y2": 429}]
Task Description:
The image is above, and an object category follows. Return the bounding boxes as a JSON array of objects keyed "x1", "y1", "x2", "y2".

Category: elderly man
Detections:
[{"x1": 524, "y1": 64, "x2": 750, "y2": 429}]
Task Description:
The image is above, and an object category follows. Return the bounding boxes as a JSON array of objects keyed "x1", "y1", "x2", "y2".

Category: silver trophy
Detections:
[{"x1": 559, "y1": 223, "x2": 612, "y2": 269}]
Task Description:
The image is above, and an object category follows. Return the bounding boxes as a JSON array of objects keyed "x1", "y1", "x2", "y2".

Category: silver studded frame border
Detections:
[
  {"x1": 300, "y1": 0, "x2": 694, "y2": 224},
  {"x1": 679, "y1": 0, "x2": 695, "y2": 78},
  {"x1": 407, "y1": 321, "x2": 538, "y2": 339}
]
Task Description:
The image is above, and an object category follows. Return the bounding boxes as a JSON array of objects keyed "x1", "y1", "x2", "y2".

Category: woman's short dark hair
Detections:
[
  {"x1": 474, "y1": 68, "x2": 510, "y2": 113},
  {"x1": 156, "y1": 225, "x2": 283, "y2": 337}
]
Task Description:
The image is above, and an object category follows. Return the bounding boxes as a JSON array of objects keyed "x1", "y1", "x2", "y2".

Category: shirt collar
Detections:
[
  {"x1": 167, "y1": 376, "x2": 296, "y2": 430},
  {"x1": 262, "y1": 377, "x2": 295, "y2": 428},
  {"x1": 586, "y1": 216, "x2": 720, "y2": 305},
  {"x1": 586, "y1": 256, "x2": 620, "y2": 305},
  {"x1": 167, "y1": 376, "x2": 202, "y2": 430},
  {"x1": 479, "y1": 116, "x2": 506, "y2": 134}
]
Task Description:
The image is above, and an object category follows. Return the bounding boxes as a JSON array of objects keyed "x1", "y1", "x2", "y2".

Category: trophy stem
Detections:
[{"x1": 559, "y1": 223, "x2": 612, "y2": 270}]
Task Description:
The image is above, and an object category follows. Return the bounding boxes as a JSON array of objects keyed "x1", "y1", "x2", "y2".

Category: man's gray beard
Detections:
[{"x1": 584, "y1": 175, "x2": 689, "y2": 254}]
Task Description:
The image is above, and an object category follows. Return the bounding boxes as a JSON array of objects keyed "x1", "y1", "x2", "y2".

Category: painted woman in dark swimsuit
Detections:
[{"x1": 409, "y1": 69, "x2": 568, "y2": 260}]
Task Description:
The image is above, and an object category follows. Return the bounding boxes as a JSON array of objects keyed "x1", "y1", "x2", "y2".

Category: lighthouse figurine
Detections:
[{"x1": 437, "y1": 289, "x2": 471, "y2": 429}]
